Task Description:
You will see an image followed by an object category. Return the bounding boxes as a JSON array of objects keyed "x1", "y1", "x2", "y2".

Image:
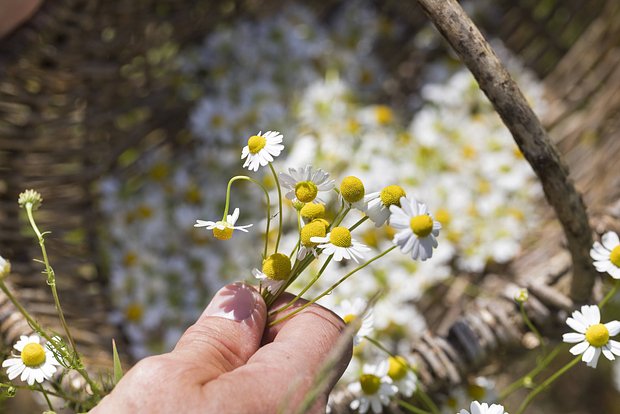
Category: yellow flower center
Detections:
[
  {"x1": 125, "y1": 303, "x2": 144, "y2": 322},
  {"x1": 300, "y1": 203, "x2": 326, "y2": 220},
  {"x1": 213, "y1": 224, "x2": 233, "y2": 240},
  {"x1": 21, "y1": 343, "x2": 46, "y2": 367},
  {"x1": 262, "y1": 253, "x2": 291, "y2": 281},
  {"x1": 379, "y1": 185, "x2": 406, "y2": 207},
  {"x1": 301, "y1": 221, "x2": 326, "y2": 247},
  {"x1": 247, "y1": 135, "x2": 267, "y2": 154},
  {"x1": 343, "y1": 314, "x2": 356, "y2": 324},
  {"x1": 610, "y1": 246, "x2": 620, "y2": 268},
  {"x1": 340, "y1": 176, "x2": 365, "y2": 203},
  {"x1": 387, "y1": 356, "x2": 408, "y2": 381},
  {"x1": 329, "y1": 227, "x2": 352, "y2": 248},
  {"x1": 410, "y1": 215, "x2": 433, "y2": 237},
  {"x1": 375, "y1": 105, "x2": 393, "y2": 125},
  {"x1": 435, "y1": 208, "x2": 451, "y2": 225},
  {"x1": 123, "y1": 251, "x2": 138, "y2": 267},
  {"x1": 295, "y1": 181, "x2": 319, "y2": 203},
  {"x1": 360, "y1": 374, "x2": 381, "y2": 395},
  {"x1": 585, "y1": 323, "x2": 609, "y2": 347}
]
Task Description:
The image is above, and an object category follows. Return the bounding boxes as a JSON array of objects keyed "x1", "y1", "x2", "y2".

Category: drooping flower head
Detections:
[
  {"x1": 194, "y1": 208, "x2": 253, "y2": 240},
  {"x1": 280, "y1": 165, "x2": 335, "y2": 204},
  {"x1": 241, "y1": 131, "x2": 284, "y2": 171},
  {"x1": 2, "y1": 335, "x2": 61, "y2": 386},
  {"x1": 252, "y1": 253, "x2": 292, "y2": 294},
  {"x1": 364, "y1": 184, "x2": 406, "y2": 226},
  {"x1": 458, "y1": 401, "x2": 508, "y2": 414},
  {"x1": 311, "y1": 226, "x2": 371, "y2": 263},
  {"x1": 389, "y1": 197, "x2": 441, "y2": 261},
  {"x1": 590, "y1": 231, "x2": 620, "y2": 279},
  {"x1": 563, "y1": 304, "x2": 620, "y2": 368}
]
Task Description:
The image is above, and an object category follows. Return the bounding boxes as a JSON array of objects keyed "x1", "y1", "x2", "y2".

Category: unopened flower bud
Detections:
[{"x1": 514, "y1": 288, "x2": 528, "y2": 304}]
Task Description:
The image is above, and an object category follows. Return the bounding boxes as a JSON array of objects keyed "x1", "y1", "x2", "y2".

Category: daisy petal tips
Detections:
[
  {"x1": 562, "y1": 304, "x2": 620, "y2": 368},
  {"x1": 241, "y1": 131, "x2": 284, "y2": 171},
  {"x1": 590, "y1": 231, "x2": 620, "y2": 279},
  {"x1": 459, "y1": 401, "x2": 508, "y2": 414}
]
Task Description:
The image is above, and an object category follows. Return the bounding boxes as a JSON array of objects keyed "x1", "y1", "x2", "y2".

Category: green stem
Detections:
[
  {"x1": 269, "y1": 255, "x2": 333, "y2": 317},
  {"x1": 349, "y1": 216, "x2": 369, "y2": 232},
  {"x1": 520, "y1": 302, "x2": 546, "y2": 353},
  {"x1": 599, "y1": 279, "x2": 620, "y2": 308},
  {"x1": 289, "y1": 211, "x2": 302, "y2": 261},
  {"x1": 269, "y1": 246, "x2": 396, "y2": 326},
  {"x1": 268, "y1": 163, "x2": 283, "y2": 253},
  {"x1": 515, "y1": 355, "x2": 581, "y2": 414},
  {"x1": 37, "y1": 383, "x2": 54, "y2": 411},
  {"x1": 24, "y1": 204, "x2": 101, "y2": 396},
  {"x1": 499, "y1": 344, "x2": 563, "y2": 400},
  {"x1": 222, "y1": 175, "x2": 271, "y2": 259},
  {"x1": 332, "y1": 206, "x2": 351, "y2": 228},
  {"x1": 26, "y1": 205, "x2": 78, "y2": 354},
  {"x1": 397, "y1": 399, "x2": 432, "y2": 414}
]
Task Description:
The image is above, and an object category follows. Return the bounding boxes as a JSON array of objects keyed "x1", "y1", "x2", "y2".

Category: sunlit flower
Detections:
[
  {"x1": 383, "y1": 356, "x2": 417, "y2": 397},
  {"x1": 364, "y1": 185, "x2": 406, "y2": 226},
  {"x1": 194, "y1": 208, "x2": 253, "y2": 240},
  {"x1": 241, "y1": 131, "x2": 284, "y2": 171},
  {"x1": 280, "y1": 165, "x2": 335, "y2": 203},
  {"x1": 252, "y1": 253, "x2": 292, "y2": 294},
  {"x1": 389, "y1": 197, "x2": 441, "y2": 261},
  {"x1": 458, "y1": 401, "x2": 507, "y2": 414},
  {"x1": 348, "y1": 362, "x2": 397, "y2": 414},
  {"x1": 563, "y1": 304, "x2": 620, "y2": 368},
  {"x1": 300, "y1": 202, "x2": 326, "y2": 222},
  {"x1": 311, "y1": 226, "x2": 370, "y2": 263},
  {"x1": 2, "y1": 335, "x2": 61, "y2": 385},
  {"x1": 334, "y1": 298, "x2": 374, "y2": 346},
  {"x1": 590, "y1": 231, "x2": 620, "y2": 279}
]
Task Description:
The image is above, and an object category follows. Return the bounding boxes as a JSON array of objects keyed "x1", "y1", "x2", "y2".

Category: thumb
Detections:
[{"x1": 172, "y1": 282, "x2": 266, "y2": 382}]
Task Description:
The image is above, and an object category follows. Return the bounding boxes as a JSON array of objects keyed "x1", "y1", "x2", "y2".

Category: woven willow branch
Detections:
[{"x1": 415, "y1": 0, "x2": 597, "y2": 303}]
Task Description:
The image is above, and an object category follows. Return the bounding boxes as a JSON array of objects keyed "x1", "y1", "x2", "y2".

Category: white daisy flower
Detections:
[
  {"x1": 241, "y1": 130, "x2": 284, "y2": 171},
  {"x1": 194, "y1": 208, "x2": 253, "y2": 240},
  {"x1": 279, "y1": 165, "x2": 335, "y2": 204},
  {"x1": 383, "y1": 356, "x2": 417, "y2": 398},
  {"x1": 334, "y1": 298, "x2": 374, "y2": 346},
  {"x1": 562, "y1": 304, "x2": 620, "y2": 368},
  {"x1": 364, "y1": 185, "x2": 407, "y2": 226},
  {"x1": 458, "y1": 401, "x2": 508, "y2": 414},
  {"x1": 252, "y1": 253, "x2": 291, "y2": 294},
  {"x1": 590, "y1": 231, "x2": 620, "y2": 279},
  {"x1": 2, "y1": 335, "x2": 61, "y2": 385},
  {"x1": 348, "y1": 362, "x2": 397, "y2": 414},
  {"x1": 311, "y1": 226, "x2": 370, "y2": 263},
  {"x1": 389, "y1": 197, "x2": 441, "y2": 261}
]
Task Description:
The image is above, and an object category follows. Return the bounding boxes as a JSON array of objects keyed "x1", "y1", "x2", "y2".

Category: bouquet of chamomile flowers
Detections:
[{"x1": 194, "y1": 130, "x2": 442, "y2": 317}]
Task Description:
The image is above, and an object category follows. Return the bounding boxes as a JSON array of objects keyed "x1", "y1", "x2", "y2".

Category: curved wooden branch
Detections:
[{"x1": 414, "y1": 0, "x2": 597, "y2": 303}]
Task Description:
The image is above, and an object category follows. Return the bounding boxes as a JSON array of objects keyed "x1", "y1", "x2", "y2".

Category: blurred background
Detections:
[{"x1": 1, "y1": 0, "x2": 619, "y2": 412}]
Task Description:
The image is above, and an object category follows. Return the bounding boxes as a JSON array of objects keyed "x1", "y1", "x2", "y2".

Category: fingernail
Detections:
[{"x1": 204, "y1": 282, "x2": 260, "y2": 321}]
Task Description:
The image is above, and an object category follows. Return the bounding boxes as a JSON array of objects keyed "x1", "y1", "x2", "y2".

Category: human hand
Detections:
[{"x1": 92, "y1": 283, "x2": 352, "y2": 413}]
